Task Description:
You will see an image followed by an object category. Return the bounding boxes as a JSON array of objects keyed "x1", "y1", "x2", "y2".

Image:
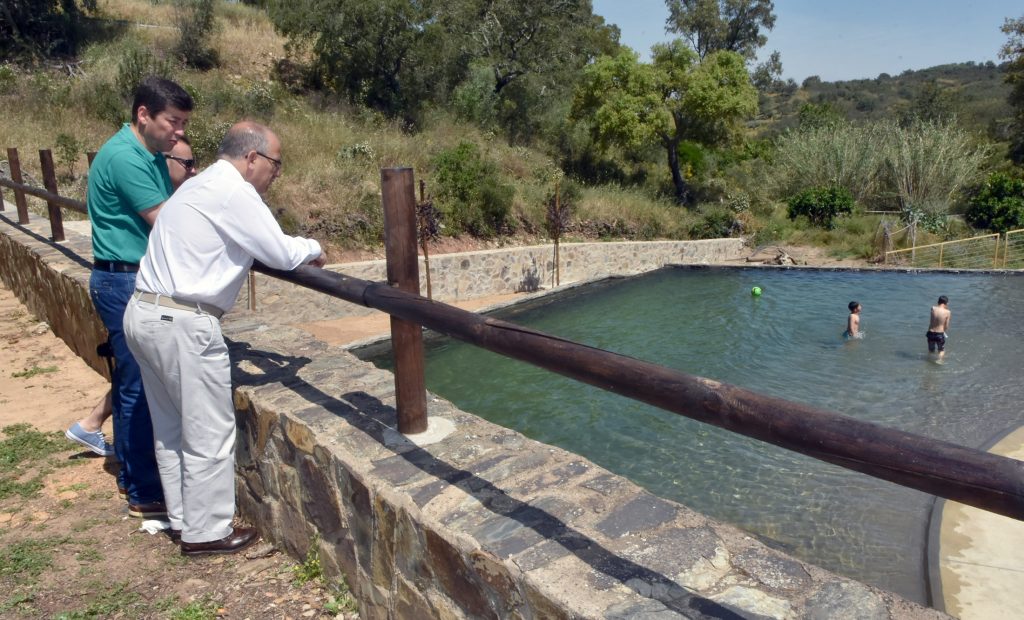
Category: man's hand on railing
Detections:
[{"x1": 308, "y1": 255, "x2": 326, "y2": 268}]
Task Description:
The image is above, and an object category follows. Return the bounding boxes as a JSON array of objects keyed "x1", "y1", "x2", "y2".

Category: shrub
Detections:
[
  {"x1": 242, "y1": 81, "x2": 276, "y2": 118},
  {"x1": 185, "y1": 118, "x2": 232, "y2": 165},
  {"x1": 0, "y1": 65, "x2": 16, "y2": 95},
  {"x1": 787, "y1": 185, "x2": 854, "y2": 229},
  {"x1": 174, "y1": 0, "x2": 220, "y2": 70},
  {"x1": 965, "y1": 173, "x2": 1024, "y2": 232},
  {"x1": 771, "y1": 123, "x2": 884, "y2": 205},
  {"x1": 689, "y1": 205, "x2": 741, "y2": 239},
  {"x1": 82, "y1": 80, "x2": 127, "y2": 127},
  {"x1": 115, "y1": 47, "x2": 174, "y2": 101},
  {"x1": 431, "y1": 142, "x2": 514, "y2": 237},
  {"x1": 54, "y1": 133, "x2": 83, "y2": 178}
]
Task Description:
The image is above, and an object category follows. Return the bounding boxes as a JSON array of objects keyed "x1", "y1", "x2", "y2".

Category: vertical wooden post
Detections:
[
  {"x1": 938, "y1": 243, "x2": 943, "y2": 268},
  {"x1": 418, "y1": 179, "x2": 433, "y2": 300},
  {"x1": 8, "y1": 148, "x2": 30, "y2": 224},
  {"x1": 247, "y1": 272, "x2": 257, "y2": 311},
  {"x1": 381, "y1": 167, "x2": 427, "y2": 434},
  {"x1": 38, "y1": 149, "x2": 65, "y2": 242},
  {"x1": 554, "y1": 181, "x2": 561, "y2": 287}
]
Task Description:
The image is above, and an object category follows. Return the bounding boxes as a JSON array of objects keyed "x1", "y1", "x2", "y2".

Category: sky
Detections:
[{"x1": 591, "y1": 0, "x2": 1021, "y2": 83}]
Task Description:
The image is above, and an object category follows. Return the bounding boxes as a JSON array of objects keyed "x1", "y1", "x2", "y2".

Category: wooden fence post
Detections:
[
  {"x1": 7, "y1": 148, "x2": 30, "y2": 224},
  {"x1": 38, "y1": 149, "x2": 65, "y2": 242},
  {"x1": 381, "y1": 167, "x2": 428, "y2": 434}
]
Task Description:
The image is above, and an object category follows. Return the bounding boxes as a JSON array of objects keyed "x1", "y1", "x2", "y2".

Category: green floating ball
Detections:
[{"x1": 751, "y1": 286, "x2": 762, "y2": 296}]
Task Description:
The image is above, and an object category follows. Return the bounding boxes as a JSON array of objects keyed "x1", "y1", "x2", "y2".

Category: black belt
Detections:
[{"x1": 94, "y1": 260, "x2": 139, "y2": 273}]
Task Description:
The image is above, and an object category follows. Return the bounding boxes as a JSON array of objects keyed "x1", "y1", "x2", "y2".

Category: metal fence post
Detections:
[
  {"x1": 38, "y1": 149, "x2": 65, "y2": 242},
  {"x1": 381, "y1": 167, "x2": 428, "y2": 434}
]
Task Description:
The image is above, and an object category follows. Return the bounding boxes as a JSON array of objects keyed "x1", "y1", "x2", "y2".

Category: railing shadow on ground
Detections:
[{"x1": 229, "y1": 340, "x2": 749, "y2": 619}]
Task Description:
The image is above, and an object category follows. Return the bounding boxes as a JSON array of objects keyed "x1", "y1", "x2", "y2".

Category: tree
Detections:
[
  {"x1": 665, "y1": 0, "x2": 776, "y2": 62},
  {"x1": 572, "y1": 42, "x2": 757, "y2": 204},
  {"x1": 174, "y1": 0, "x2": 219, "y2": 70},
  {"x1": 797, "y1": 102, "x2": 843, "y2": 129},
  {"x1": 267, "y1": 0, "x2": 439, "y2": 118},
  {"x1": 0, "y1": 0, "x2": 97, "y2": 59},
  {"x1": 902, "y1": 80, "x2": 956, "y2": 125},
  {"x1": 443, "y1": 0, "x2": 618, "y2": 142},
  {"x1": 450, "y1": 0, "x2": 617, "y2": 95},
  {"x1": 267, "y1": 0, "x2": 617, "y2": 130},
  {"x1": 1001, "y1": 15, "x2": 1024, "y2": 163},
  {"x1": 751, "y1": 49, "x2": 783, "y2": 92}
]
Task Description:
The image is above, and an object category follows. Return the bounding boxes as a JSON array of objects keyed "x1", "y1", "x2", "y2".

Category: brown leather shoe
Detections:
[
  {"x1": 180, "y1": 527, "x2": 257, "y2": 557},
  {"x1": 128, "y1": 501, "x2": 167, "y2": 519}
]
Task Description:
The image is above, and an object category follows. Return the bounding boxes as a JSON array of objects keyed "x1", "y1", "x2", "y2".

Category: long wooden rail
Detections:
[
  {"x1": 3, "y1": 149, "x2": 1023, "y2": 521},
  {"x1": 254, "y1": 262, "x2": 1024, "y2": 521}
]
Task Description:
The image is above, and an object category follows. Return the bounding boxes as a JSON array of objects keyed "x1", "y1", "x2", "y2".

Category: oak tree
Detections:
[{"x1": 572, "y1": 41, "x2": 757, "y2": 203}]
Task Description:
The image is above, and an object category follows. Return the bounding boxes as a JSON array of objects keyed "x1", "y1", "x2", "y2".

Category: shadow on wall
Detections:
[
  {"x1": 516, "y1": 260, "x2": 541, "y2": 293},
  {"x1": 228, "y1": 340, "x2": 748, "y2": 618}
]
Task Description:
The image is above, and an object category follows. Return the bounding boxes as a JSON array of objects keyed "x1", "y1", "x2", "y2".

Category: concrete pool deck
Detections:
[{"x1": 930, "y1": 425, "x2": 1024, "y2": 618}]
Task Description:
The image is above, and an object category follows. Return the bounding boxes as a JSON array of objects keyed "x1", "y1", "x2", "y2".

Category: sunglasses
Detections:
[{"x1": 165, "y1": 154, "x2": 196, "y2": 170}]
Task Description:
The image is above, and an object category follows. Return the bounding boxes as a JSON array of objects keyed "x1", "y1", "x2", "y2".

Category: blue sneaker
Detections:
[{"x1": 65, "y1": 422, "x2": 115, "y2": 457}]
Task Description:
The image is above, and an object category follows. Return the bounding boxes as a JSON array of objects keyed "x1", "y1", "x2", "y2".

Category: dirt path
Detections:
[{"x1": 0, "y1": 281, "x2": 358, "y2": 619}]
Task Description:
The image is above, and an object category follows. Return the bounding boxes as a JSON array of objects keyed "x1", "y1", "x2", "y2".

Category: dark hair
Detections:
[
  {"x1": 131, "y1": 76, "x2": 193, "y2": 124},
  {"x1": 938, "y1": 295, "x2": 948, "y2": 305},
  {"x1": 217, "y1": 122, "x2": 271, "y2": 159},
  {"x1": 848, "y1": 301, "x2": 860, "y2": 312}
]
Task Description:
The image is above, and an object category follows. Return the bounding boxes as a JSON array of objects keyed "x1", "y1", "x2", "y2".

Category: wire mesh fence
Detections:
[
  {"x1": 884, "y1": 234, "x2": 1001, "y2": 269},
  {"x1": 1002, "y1": 229, "x2": 1024, "y2": 269}
]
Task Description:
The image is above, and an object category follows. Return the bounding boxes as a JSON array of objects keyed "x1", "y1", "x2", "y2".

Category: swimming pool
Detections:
[{"x1": 367, "y1": 267, "x2": 1024, "y2": 604}]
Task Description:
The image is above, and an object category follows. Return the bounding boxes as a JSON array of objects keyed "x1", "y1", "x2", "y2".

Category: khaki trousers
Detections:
[{"x1": 124, "y1": 296, "x2": 235, "y2": 544}]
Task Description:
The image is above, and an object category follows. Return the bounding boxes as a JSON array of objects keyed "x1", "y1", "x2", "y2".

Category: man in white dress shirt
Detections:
[{"x1": 124, "y1": 121, "x2": 325, "y2": 555}]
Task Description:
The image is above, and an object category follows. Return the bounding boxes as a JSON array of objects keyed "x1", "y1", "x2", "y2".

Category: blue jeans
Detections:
[{"x1": 90, "y1": 269, "x2": 164, "y2": 505}]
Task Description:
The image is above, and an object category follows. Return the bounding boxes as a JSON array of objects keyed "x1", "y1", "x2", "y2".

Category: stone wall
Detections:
[
  {"x1": 246, "y1": 239, "x2": 745, "y2": 321},
  {"x1": 0, "y1": 213, "x2": 108, "y2": 377},
  {"x1": 0, "y1": 211, "x2": 945, "y2": 619}
]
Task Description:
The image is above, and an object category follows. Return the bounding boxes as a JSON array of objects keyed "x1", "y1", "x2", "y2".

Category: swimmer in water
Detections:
[
  {"x1": 843, "y1": 301, "x2": 863, "y2": 340},
  {"x1": 926, "y1": 295, "x2": 951, "y2": 362}
]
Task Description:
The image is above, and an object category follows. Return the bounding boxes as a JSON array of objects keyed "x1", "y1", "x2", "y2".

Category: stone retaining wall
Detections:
[
  {"x1": 0, "y1": 210, "x2": 944, "y2": 619},
  {"x1": 0, "y1": 213, "x2": 108, "y2": 377},
  {"x1": 246, "y1": 239, "x2": 745, "y2": 322}
]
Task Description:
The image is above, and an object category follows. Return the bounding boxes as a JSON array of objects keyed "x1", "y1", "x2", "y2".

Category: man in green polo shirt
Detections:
[{"x1": 86, "y1": 76, "x2": 193, "y2": 519}]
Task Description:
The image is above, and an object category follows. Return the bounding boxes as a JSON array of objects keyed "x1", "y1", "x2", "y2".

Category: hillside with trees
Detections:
[{"x1": 1, "y1": 0, "x2": 1023, "y2": 261}]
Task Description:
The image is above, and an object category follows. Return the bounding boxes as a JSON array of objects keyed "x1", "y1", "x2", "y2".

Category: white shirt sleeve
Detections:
[{"x1": 214, "y1": 183, "x2": 321, "y2": 271}]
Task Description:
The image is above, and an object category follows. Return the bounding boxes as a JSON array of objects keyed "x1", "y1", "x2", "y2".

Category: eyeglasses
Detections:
[
  {"x1": 255, "y1": 151, "x2": 282, "y2": 172},
  {"x1": 165, "y1": 154, "x2": 196, "y2": 170}
]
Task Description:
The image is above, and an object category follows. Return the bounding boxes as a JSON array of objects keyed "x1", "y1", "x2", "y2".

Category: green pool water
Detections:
[{"x1": 366, "y1": 267, "x2": 1024, "y2": 604}]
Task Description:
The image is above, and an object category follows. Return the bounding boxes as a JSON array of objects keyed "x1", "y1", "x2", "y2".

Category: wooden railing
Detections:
[
  {"x1": 0, "y1": 147, "x2": 88, "y2": 242},
  {"x1": 3, "y1": 154, "x2": 1024, "y2": 522}
]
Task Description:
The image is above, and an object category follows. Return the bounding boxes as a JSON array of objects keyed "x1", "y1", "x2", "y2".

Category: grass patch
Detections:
[
  {"x1": 168, "y1": 595, "x2": 220, "y2": 620},
  {"x1": 0, "y1": 536, "x2": 67, "y2": 583},
  {"x1": 54, "y1": 581, "x2": 144, "y2": 619},
  {"x1": 0, "y1": 591, "x2": 35, "y2": 615},
  {"x1": 0, "y1": 424, "x2": 71, "y2": 501},
  {"x1": 11, "y1": 365, "x2": 59, "y2": 379}
]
